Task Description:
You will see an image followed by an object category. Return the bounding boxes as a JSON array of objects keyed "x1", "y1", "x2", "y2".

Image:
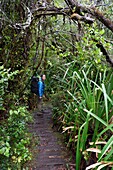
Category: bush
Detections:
[{"x1": 0, "y1": 106, "x2": 32, "y2": 170}]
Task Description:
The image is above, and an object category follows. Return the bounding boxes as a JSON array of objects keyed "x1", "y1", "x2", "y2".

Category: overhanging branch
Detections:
[
  {"x1": 64, "y1": 0, "x2": 113, "y2": 32},
  {"x1": 33, "y1": 6, "x2": 70, "y2": 17},
  {"x1": 96, "y1": 42, "x2": 113, "y2": 67},
  {"x1": 5, "y1": 0, "x2": 113, "y2": 33},
  {"x1": 1, "y1": 0, "x2": 113, "y2": 32}
]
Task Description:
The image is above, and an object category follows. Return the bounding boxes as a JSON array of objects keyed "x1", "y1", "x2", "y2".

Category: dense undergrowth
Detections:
[
  {"x1": 0, "y1": 65, "x2": 33, "y2": 170},
  {"x1": 46, "y1": 23, "x2": 113, "y2": 169},
  {"x1": 0, "y1": 107, "x2": 32, "y2": 170},
  {"x1": 51, "y1": 64, "x2": 113, "y2": 169}
]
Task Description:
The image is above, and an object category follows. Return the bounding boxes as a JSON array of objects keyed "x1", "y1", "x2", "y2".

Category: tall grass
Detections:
[
  {"x1": 69, "y1": 69, "x2": 113, "y2": 169},
  {"x1": 52, "y1": 63, "x2": 113, "y2": 169}
]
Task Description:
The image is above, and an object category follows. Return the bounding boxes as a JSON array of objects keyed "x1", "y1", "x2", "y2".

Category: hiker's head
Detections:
[{"x1": 41, "y1": 74, "x2": 46, "y2": 81}]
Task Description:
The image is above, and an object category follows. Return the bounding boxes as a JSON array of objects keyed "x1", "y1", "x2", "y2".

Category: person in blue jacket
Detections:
[{"x1": 37, "y1": 74, "x2": 46, "y2": 112}]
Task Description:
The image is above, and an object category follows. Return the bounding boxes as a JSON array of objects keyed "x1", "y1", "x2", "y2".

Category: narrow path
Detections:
[{"x1": 28, "y1": 104, "x2": 75, "y2": 170}]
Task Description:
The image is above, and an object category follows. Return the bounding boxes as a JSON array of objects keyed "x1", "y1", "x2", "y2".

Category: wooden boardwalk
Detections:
[{"x1": 28, "y1": 105, "x2": 75, "y2": 170}]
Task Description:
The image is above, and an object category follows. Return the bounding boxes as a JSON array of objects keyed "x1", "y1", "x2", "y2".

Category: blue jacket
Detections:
[{"x1": 37, "y1": 79, "x2": 45, "y2": 97}]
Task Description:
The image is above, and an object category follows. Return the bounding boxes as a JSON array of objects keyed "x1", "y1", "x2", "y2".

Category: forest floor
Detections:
[{"x1": 26, "y1": 103, "x2": 75, "y2": 170}]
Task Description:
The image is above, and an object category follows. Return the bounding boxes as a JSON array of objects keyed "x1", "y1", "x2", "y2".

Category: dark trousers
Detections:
[{"x1": 38, "y1": 98, "x2": 43, "y2": 111}]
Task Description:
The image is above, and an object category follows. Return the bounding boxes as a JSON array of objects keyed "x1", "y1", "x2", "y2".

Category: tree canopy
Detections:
[{"x1": 1, "y1": 0, "x2": 113, "y2": 66}]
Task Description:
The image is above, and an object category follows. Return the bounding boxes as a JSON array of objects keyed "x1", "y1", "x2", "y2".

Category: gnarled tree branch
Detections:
[
  {"x1": 64, "y1": 0, "x2": 113, "y2": 32},
  {"x1": 13, "y1": 4, "x2": 33, "y2": 30},
  {"x1": 71, "y1": 13, "x2": 94, "y2": 24},
  {"x1": 96, "y1": 42, "x2": 113, "y2": 67}
]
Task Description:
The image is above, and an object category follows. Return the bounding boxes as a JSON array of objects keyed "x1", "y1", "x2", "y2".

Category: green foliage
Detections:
[
  {"x1": 0, "y1": 106, "x2": 32, "y2": 170},
  {"x1": 0, "y1": 65, "x2": 18, "y2": 110},
  {"x1": 51, "y1": 57, "x2": 113, "y2": 169},
  {"x1": 75, "y1": 24, "x2": 110, "y2": 70},
  {"x1": 0, "y1": 65, "x2": 33, "y2": 169},
  {"x1": 0, "y1": 2, "x2": 37, "y2": 168}
]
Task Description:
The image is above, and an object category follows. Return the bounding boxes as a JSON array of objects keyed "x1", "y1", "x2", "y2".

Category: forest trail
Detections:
[{"x1": 27, "y1": 103, "x2": 75, "y2": 170}]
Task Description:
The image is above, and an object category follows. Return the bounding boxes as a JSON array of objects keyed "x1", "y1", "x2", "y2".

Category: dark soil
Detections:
[{"x1": 27, "y1": 103, "x2": 75, "y2": 170}]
